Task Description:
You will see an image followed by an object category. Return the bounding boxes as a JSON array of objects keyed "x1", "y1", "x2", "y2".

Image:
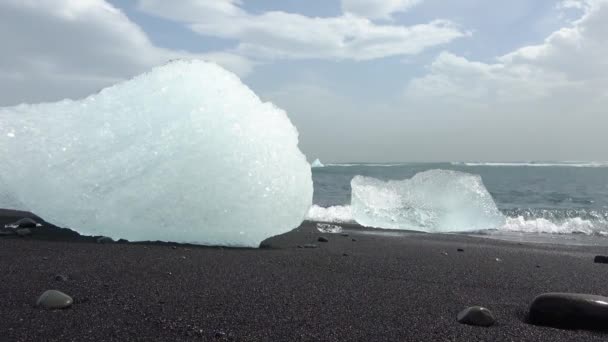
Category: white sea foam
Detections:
[
  {"x1": 306, "y1": 204, "x2": 354, "y2": 223},
  {"x1": 0, "y1": 60, "x2": 313, "y2": 247},
  {"x1": 500, "y1": 216, "x2": 607, "y2": 235},
  {"x1": 453, "y1": 161, "x2": 608, "y2": 168}
]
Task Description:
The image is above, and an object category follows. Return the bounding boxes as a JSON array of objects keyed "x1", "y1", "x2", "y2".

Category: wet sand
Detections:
[{"x1": 1, "y1": 210, "x2": 608, "y2": 341}]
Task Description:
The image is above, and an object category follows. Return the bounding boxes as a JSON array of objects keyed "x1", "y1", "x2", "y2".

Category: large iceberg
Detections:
[
  {"x1": 351, "y1": 170, "x2": 505, "y2": 232},
  {"x1": 0, "y1": 60, "x2": 313, "y2": 247}
]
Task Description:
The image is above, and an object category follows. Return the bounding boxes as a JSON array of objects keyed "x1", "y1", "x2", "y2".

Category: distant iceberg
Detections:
[
  {"x1": 311, "y1": 158, "x2": 324, "y2": 168},
  {"x1": 351, "y1": 170, "x2": 505, "y2": 232},
  {"x1": 0, "y1": 60, "x2": 313, "y2": 247}
]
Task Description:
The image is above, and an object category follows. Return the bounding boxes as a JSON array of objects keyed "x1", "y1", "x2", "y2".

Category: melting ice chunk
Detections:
[
  {"x1": 316, "y1": 223, "x2": 343, "y2": 233},
  {"x1": 0, "y1": 60, "x2": 313, "y2": 247},
  {"x1": 351, "y1": 170, "x2": 505, "y2": 232}
]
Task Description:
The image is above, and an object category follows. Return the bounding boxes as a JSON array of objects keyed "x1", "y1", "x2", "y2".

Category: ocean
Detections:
[{"x1": 308, "y1": 162, "x2": 608, "y2": 245}]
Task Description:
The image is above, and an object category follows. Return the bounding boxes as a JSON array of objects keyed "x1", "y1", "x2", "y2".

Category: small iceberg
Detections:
[{"x1": 311, "y1": 158, "x2": 324, "y2": 168}]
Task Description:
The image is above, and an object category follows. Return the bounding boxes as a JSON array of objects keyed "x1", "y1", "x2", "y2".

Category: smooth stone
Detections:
[
  {"x1": 594, "y1": 255, "x2": 608, "y2": 264},
  {"x1": 36, "y1": 290, "x2": 73, "y2": 309},
  {"x1": 16, "y1": 228, "x2": 32, "y2": 237},
  {"x1": 9, "y1": 217, "x2": 39, "y2": 228},
  {"x1": 457, "y1": 306, "x2": 495, "y2": 327},
  {"x1": 318, "y1": 236, "x2": 329, "y2": 243},
  {"x1": 528, "y1": 292, "x2": 608, "y2": 330},
  {"x1": 303, "y1": 244, "x2": 318, "y2": 249},
  {"x1": 96, "y1": 236, "x2": 113, "y2": 244}
]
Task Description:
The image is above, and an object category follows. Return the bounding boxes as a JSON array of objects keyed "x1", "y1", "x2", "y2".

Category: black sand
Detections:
[{"x1": 1, "y1": 210, "x2": 608, "y2": 341}]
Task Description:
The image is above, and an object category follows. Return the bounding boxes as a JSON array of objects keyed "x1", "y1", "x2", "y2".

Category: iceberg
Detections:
[
  {"x1": 351, "y1": 170, "x2": 505, "y2": 232},
  {"x1": 311, "y1": 158, "x2": 324, "y2": 168},
  {"x1": 0, "y1": 60, "x2": 313, "y2": 247}
]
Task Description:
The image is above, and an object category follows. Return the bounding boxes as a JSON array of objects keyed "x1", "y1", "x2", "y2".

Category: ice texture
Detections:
[
  {"x1": 311, "y1": 159, "x2": 324, "y2": 168},
  {"x1": 0, "y1": 60, "x2": 313, "y2": 247},
  {"x1": 351, "y1": 170, "x2": 505, "y2": 232}
]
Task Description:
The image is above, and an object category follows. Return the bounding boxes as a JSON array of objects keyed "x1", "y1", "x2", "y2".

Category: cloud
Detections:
[
  {"x1": 341, "y1": 0, "x2": 423, "y2": 20},
  {"x1": 407, "y1": 0, "x2": 608, "y2": 104},
  {"x1": 402, "y1": 0, "x2": 608, "y2": 161},
  {"x1": 137, "y1": 0, "x2": 467, "y2": 61},
  {"x1": 0, "y1": 0, "x2": 252, "y2": 105}
]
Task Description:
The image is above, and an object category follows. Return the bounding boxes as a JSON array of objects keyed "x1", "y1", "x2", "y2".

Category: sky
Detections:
[{"x1": 1, "y1": 0, "x2": 607, "y2": 162}]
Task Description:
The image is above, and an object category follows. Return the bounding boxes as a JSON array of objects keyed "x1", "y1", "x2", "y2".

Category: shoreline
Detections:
[{"x1": 2, "y1": 210, "x2": 608, "y2": 341}]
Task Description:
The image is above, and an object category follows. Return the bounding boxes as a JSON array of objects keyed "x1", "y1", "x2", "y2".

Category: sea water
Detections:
[{"x1": 308, "y1": 162, "x2": 608, "y2": 245}]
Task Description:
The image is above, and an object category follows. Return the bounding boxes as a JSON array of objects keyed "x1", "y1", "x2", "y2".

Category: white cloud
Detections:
[
  {"x1": 401, "y1": 0, "x2": 608, "y2": 161},
  {"x1": 341, "y1": 0, "x2": 422, "y2": 20},
  {"x1": 0, "y1": 0, "x2": 252, "y2": 105},
  {"x1": 137, "y1": 0, "x2": 467, "y2": 61},
  {"x1": 407, "y1": 0, "x2": 608, "y2": 104}
]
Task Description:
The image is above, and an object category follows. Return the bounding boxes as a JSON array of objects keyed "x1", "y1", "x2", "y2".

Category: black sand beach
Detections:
[{"x1": 1, "y1": 210, "x2": 608, "y2": 341}]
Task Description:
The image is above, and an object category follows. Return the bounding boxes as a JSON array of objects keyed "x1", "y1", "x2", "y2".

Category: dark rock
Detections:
[
  {"x1": 54, "y1": 274, "x2": 68, "y2": 282},
  {"x1": 171, "y1": 246, "x2": 177, "y2": 250},
  {"x1": 42, "y1": 257, "x2": 48, "y2": 261},
  {"x1": 36, "y1": 290, "x2": 73, "y2": 309},
  {"x1": 96, "y1": 236, "x2": 113, "y2": 244},
  {"x1": 16, "y1": 228, "x2": 32, "y2": 237},
  {"x1": 8, "y1": 217, "x2": 39, "y2": 228},
  {"x1": 340, "y1": 233, "x2": 349, "y2": 237},
  {"x1": 342, "y1": 253, "x2": 349, "y2": 256},
  {"x1": 296, "y1": 245, "x2": 303, "y2": 248},
  {"x1": 214, "y1": 330, "x2": 227, "y2": 338},
  {"x1": 528, "y1": 292, "x2": 608, "y2": 330},
  {"x1": 303, "y1": 244, "x2": 318, "y2": 249},
  {"x1": 594, "y1": 255, "x2": 608, "y2": 264},
  {"x1": 457, "y1": 248, "x2": 464, "y2": 252},
  {"x1": 259, "y1": 241, "x2": 273, "y2": 249},
  {"x1": 318, "y1": 236, "x2": 329, "y2": 243},
  {"x1": 351, "y1": 238, "x2": 357, "y2": 242},
  {"x1": 457, "y1": 306, "x2": 495, "y2": 327},
  {"x1": 117, "y1": 239, "x2": 128, "y2": 243}
]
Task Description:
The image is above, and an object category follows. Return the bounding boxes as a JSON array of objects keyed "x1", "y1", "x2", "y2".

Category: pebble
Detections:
[
  {"x1": 351, "y1": 238, "x2": 357, "y2": 242},
  {"x1": 36, "y1": 290, "x2": 73, "y2": 309},
  {"x1": 457, "y1": 248, "x2": 464, "y2": 252},
  {"x1": 96, "y1": 236, "x2": 113, "y2": 244},
  {"x1": 54, "y1": 274, "x2": 68, "y2": 282},
  {"x1": 318, "y1": 236, "x2": 329, "y2": 243},
  {"x1": 528, "y1": 293, "x2": 608, "y2": 330},
  {"x1": 594, "y1": 255, "x2": 608, "y2": 264},
  {"x1": 303, "y1": 244, "x2": 318, "y2": 249},
  {"x1": 457, "y1": 306, "x2": 496, "y2": 327}
]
